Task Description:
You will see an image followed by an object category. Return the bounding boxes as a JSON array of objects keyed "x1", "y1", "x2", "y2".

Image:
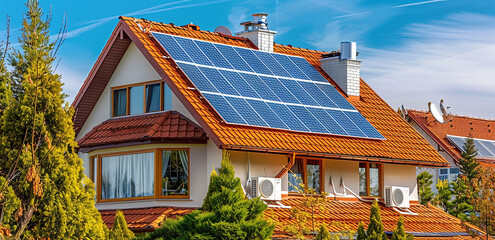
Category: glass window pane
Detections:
[
  {"x1": 306, "y1": 160, "x2": 320, "y2": 193},
  {"x1": 359, "y1": 163, "x2": 367, "y2": 196},
  {"x1": 146, "y1": 83, "x2": 161, "y2": 112},
  {"x1": 113, "y1": 89, "x2": 127, "y2": 116},
  {"x1": 162, "y1": 150, "x2": 189, "y2": 196},
  {"x1": 440, "y1": 168, "x2": 448, "y2": 175},
  {"x1": 164, "y1": 83, "x2": 172, "y2": 111},
  {"x1": 101, "y1": 152, "x2": 154, "y2": 199},
  {"x1": 369, "y1": 163, "x2": 380, "y2": 197},
  {"x1": 130, "y1": 86, "x2": 144, "y2": 115},
  {"x1": 289, "y1": 160, "x2": 304, "y2": 192}
]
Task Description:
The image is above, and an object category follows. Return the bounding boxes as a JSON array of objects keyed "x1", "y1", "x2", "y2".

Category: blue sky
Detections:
[{"x1": 1, "y1": 0, "x2": 494, "y2": 118}]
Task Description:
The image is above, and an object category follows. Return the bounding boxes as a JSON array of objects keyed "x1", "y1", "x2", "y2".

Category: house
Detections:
[
  {"x1": 72, "y1": 14, "x2": 487, "y2": 238},
  {"x1": 406, "y1": 109, "x2": 495, "y2": 188}
]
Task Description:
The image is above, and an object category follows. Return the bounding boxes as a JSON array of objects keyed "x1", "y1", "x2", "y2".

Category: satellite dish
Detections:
[
  {"x1": 428, "y1": 102, "x2": 445, "y2": 123},
  {"x1": 401, "y1": 105, "x2": 407, "y2": 118},
  {"x1": 214, "y1": 26, "x2": 232, "y2": 36}
]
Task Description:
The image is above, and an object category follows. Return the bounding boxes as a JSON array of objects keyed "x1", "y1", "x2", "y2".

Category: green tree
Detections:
[
  {"x1": 356, "y1": 221, "x2": 366, "y2": 240},
  {"x1": 458, "y1": 137, "x2": 479, "y2": 181},
  {"x1": 471, "y1": 166, "x2": 495, "y2": 236},
  {"x1": 450, "y1": 177, "x2": 474, "y2": 221},
  {"x1": 417, "y1": 171, "x2": 434, "y2": 205},
  {"x1": 0, "y1": 0, "x2": 107, "y2": 238},
  {"x1": 366, "y1": 199, "x2": 387, "y2": 240},
  {"x1": 142, "y1": 151, "x2": 275, "y2": 240},
  {"x1": 433, "y1": 179, "x2": 453, "y2": 212},
  {"x1": 391, "y1": 216, "x2": 413, "y2": 240},
  {"x1": 108, "y1": 211, "x2": 134, "y2": 240},
  {"x1": 315, "y1": 225, "x2": 330, "y2": 240}
]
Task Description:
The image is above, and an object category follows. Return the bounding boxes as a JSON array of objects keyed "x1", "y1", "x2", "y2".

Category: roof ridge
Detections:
[
  {"x1": 121, "y1": 16, "x2": 253, "y2": 43},
  {"x1": 408, "y1": 108, "x2": 495, "y2": 122}
]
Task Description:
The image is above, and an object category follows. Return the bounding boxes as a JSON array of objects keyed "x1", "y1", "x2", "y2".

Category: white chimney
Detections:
[
  {"x1": 320, "y1": 42, "x2": 361, "y2": 97},
  {"x1": 236, "y1": 13, "x2": 277, "y2": 52}
]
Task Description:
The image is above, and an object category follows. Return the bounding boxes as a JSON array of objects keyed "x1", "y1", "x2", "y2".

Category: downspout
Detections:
[
  {"x1": 275, "y1": 152, "x2": 296, "y2": 178},
  {"x1": 246, "y1": 152, "x2": 251, "y2": 192}
]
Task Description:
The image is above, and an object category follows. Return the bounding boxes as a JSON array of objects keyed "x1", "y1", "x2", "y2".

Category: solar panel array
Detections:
[
  {"x1": 447, "y1": 135, "x2": 495, "y2": 158},
  {"x1": 151, "y1": 31, "x2": 384, "y2": 139}
]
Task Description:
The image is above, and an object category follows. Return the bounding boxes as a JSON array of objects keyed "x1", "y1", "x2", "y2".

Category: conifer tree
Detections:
[
  {"x1": 366, "y1": 199, "x2": 387, "y2": 240},
  {"x1": 108, "y1": 211, "x2": 135, "y2": 240},
  {"x1": 417, "y1": 171, "x2": 434, "y2": 205},
  {"x1": 0, "y1": 0, "x2": 107, "y2": 238},
  {"x1": 391, "y1": 216, "x2": 413, "y2": 240},
  {"x1": 315, "y1": 225, "x2": 331, "y2": 240},
  {"x1": 458, "y1": 137, "x2": 479, "y2": 181},
  {"x1": 356, "y1": 221, "x2": 366, "y2": 240},
  {"x1": 433, "y1": 179, "x2": 453, "y2": 212},
  {"x1": 143, "y1": 151, "x2": 275, "y2": 240}
]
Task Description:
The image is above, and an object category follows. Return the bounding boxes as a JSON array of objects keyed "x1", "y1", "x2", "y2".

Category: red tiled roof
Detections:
[
  {"x1": 72, "y1": 16, "x2": 447, "y2": 166},
  {"x1": 98, "y1": 199, "x2": 489, "y2": 238},
  {"x1": 78, "y1": 111, "x2": 207, "y2": 150},
  {"x1": 407, "y1": 110, "x2": 495, "y2": 163},
  {"x1": 264, "y1": 199, "x2": 486, "y2": 239},
  {"x1": 99, "y1": 206, "x2": 194, "y2": 232}
]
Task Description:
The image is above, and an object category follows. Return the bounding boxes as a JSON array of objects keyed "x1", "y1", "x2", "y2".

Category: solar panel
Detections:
[
  {"x1": 447, "y1": 135, "x2": 495, "y2": 158},
  {"x1": 151, "y1": 32, "x2": 384, "y2": 139}
]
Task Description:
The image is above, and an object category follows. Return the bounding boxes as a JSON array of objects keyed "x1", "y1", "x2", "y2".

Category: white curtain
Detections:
[
  {"x1": 101, "y1": 152, "x2": 154, "y2": 199},
  {"x1": 178, "y1": 150, "x2": 188, "y2": 176},
  {"x1": 162, "y1": 151, "x2": 172, "y2": 179}
]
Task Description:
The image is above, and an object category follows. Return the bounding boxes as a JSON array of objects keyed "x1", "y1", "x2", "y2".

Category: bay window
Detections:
[
  {"x1": 288, "y1": 159, "x2": 322, "y2": 193},
  {"x1": 92, "y1": 148, "x2": 190, "y2": 202},
  {"x1": 112, "y1": 81, "x2": 168, "y2": 117},
  {"x1": 359, "y1": 163, "x2": 382, "y2": 197}
]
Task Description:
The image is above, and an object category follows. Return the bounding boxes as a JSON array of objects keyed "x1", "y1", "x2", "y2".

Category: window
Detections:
[
  {"x1": 359, "y1": 163, "x2": 382, "y2": 197},
  {"x1": 288, "y1": 159, "x2": 322, "y2": 193},
  {"x1": 161, "y1": 150, "x2": 189, "y2": 196},
  {"x1": 93, "y1": 148, "x2": 190, "y2": 202},
  {"x1": 112, "y1": 81, "x2": 166, "y2": 117},
  {"x1": 439, "y1": 167, "x2": 459, "y2": 182},
  {"x1": 101, "y1": 152, "x2": 155, "y2": 199}
]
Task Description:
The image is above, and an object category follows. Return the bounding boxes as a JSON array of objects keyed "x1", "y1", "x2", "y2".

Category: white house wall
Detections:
[
  {"x1": 383, "y1": 164, "x2": 418, "y2": 201},
  {"x1": 76, "y1": 42, "x2": 222, "y2": 200}
]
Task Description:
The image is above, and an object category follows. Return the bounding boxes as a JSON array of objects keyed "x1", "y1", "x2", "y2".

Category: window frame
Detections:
[
  {"x1": 288, "y1": 158, "x2": 324, "y2": 194},
  {"x1": 111, "y1": 80, "x2": 164, "y2": 117},
  {"x1": 358, "y1": 162, "x2": 383, "y2": 198},
  {"x1": 92, "y1": 148, "x2": 190, "y2": 202}
]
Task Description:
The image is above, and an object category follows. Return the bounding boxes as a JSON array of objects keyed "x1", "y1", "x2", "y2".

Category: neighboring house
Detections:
[
  {"x1": 406, "y1": 109, "x2": 495, "y2": 189},
  {"x1": 72, "y1": 14, "x2": 487, "y2": 238}
]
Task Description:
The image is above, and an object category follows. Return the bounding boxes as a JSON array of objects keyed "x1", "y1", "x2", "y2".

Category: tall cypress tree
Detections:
[
  {"x1": 0, "y1": 0, "x2": 107, "y2": 238},
  {"x1": 391, "y1": 216, "x2": 413, "y2": 240},
  {"x1": 458, "y1": 137, "x2": 480, "y2": 181}
]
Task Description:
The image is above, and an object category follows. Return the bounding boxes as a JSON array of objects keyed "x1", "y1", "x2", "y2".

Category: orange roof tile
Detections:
[
  {"x1": 78, "y1": 111, "x2": 207, "y2": 150},
  {"x1": 98, "y1": 199, "x2": 490, "y2": 238},
  {"x1": 73, "y1": 16, "x2": 447, "y2": 166},
  {"x1": 407, "y1": 110, "x2": 495, "y2": 164},
  {"x1": 264, "y1": 199, "x2": 486, "y2": 239},
  {"x1": 99, "y1": 206, "x2": 194, "y2": 232}
]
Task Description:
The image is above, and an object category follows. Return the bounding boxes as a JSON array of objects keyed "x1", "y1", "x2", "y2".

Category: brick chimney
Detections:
[
  {"x1": 320, "y1": 42, "x2": 361, "y2": 97},
  {"x1": 236, "y1": 13, "x2": 277, "y2": 52}
]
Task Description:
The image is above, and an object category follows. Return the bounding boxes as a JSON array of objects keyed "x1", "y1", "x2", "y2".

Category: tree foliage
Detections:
[
  {"x1": 471, "y1": 166, "x2": 495, "y2": 235},
  {"x1": 142, "y1": 151, "x2": 274, "y2": 240},
  {"x1": 458, "y1": 137, "x2": 479, "y2": 180},
  {"x1": 315, "y1": 225, "x2": 330, "y2": 240},
  {"x1": 417, "y1": 171, "x2": 434, "y2": 205},
  {"x1": 108, "y1": 211, "x2": 134, "y2": 240},
  {"x1": 0, "y1": 0, "x2": 107, "y2": 238},
  {"x1": 390, "y1": 216, "x2": 413, "y2": 240},
  {"x1": 365, "y1": 200, "x2": 387, "y2": 240}
]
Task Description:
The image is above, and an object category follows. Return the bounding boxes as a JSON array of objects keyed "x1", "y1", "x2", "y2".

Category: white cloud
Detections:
[
  {"x1": 392, "y1": 0, "x2": 447, "y2": 8},
  {"x1": 361, "y1": 12, "x2": 495, "y2": 119},
  {"x1": 228, "y1": 7, "x2": 249, "y2": 33}
]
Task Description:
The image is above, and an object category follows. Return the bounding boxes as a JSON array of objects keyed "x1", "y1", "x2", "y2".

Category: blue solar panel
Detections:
[
  {"x1": 447, "y1": 135, "x2": 495, "y2": 158},
  {"x1": 224, "y1": 96, "x2": 268, "y2": 127},
  {"x1": 202, "y1": 93, "x2": 245, "y2": 124},
  {"x1": 246, "y1": 99, "x2": 288, "y2": 129},
  {"x1": 176, "y1": 62, "x2": 218, "y2": 93},
  {"x1": 194, "y1": 41, "x2": 233, "y2": 69},
  {"x1": 151, "y1": 31, "x2": 384, "y2": 139}
]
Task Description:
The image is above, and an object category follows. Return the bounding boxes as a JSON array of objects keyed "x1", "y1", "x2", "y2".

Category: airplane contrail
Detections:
[{"x1": 392, "y1": 0, "x2": 447, "y2": 8}]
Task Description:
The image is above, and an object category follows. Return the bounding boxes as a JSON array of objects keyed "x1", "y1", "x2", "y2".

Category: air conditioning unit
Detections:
[
  {"x1": 385, "y1": 186, "x2": 409, "y2": 208},
  {"x1": 251, "y1": 177, "x2": 282, "y2": 201}
]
